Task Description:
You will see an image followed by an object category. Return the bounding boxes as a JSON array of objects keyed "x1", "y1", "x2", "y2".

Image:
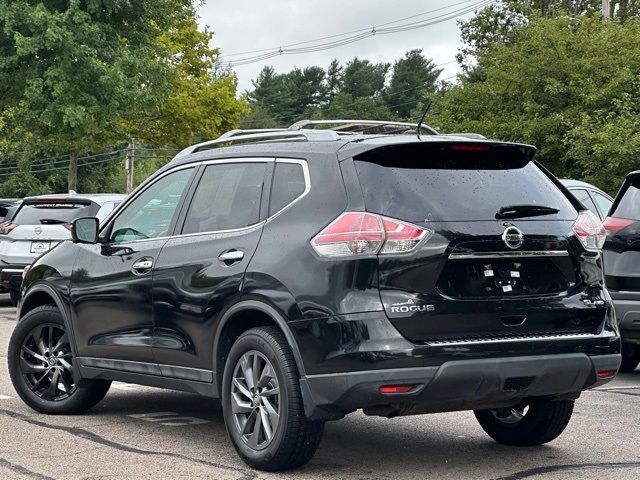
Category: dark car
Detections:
[
  {"x1": 603, "y1": 171, "x2": 640, "y2": 372},
  {"x1": 8, "y1": 121, "x2": 620, "y2": 471}
]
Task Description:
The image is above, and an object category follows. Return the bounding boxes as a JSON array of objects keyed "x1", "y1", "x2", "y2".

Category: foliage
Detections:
[{"x1": 436, "y1": 15, "x2": 640, "y2": 194}]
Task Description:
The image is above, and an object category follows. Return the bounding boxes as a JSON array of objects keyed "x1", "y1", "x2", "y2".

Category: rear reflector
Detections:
[
  {"x1": 597, "y1": 370, "x2": 617, "y2": 380},
  {"x1": 603, "y1": 216, "x2": 635, "y2": 233},
  {"x1": 379, "y1": 385, "x2": 414, "y2": 394},
  {"x1": 571, "y1": 211, "x2": 606, "y2": 251},
  {"x1": 311, "y1": 212, "x2": 432, "y2": 258}
]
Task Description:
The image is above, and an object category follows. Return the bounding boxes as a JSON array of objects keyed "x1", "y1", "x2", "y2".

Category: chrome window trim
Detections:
[
  {"x1": 103, "y1": 156, "x2": 310, "y2": 244},
  {"x1": 448, "y1": 250, "x2": 570, "y2": 260}
]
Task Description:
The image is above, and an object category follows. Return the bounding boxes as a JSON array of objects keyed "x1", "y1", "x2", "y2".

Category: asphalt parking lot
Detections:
[{"x1": 0, "y1": 297, "x2": 638, "y2": 480}]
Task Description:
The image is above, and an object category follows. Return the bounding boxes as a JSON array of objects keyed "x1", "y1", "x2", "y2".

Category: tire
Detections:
[
  {"x1": 221, "y1": 326, "x2": 324, "y2": 471},
  {"x1": 9, "y1": 290, "x2": 19, "y2": 307},
  {"x1": 8, "y1": 304, "x2": 111, "y2": 414},
  {"x1": 474, "y1": 399, "x2": 574, "y2": 446},
  {"x1": 620, "y1": 343, "x2": 640, "y2": 373}
]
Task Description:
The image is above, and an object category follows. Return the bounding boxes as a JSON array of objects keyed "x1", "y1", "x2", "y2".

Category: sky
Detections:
[{"x1": 197, "y1": 0, "x2": 485, "y2": 93}]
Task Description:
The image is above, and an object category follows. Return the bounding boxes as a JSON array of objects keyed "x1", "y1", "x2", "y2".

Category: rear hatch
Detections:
[
  {"x1": 353, "y1": 141, "x2": 606, "y2": 343},
  {"x1": 603, "y1": 171, "x2": 640, "y2": 292},
  {"x1": 0, "y1": 197, "x2": 99, "y2": 264}
]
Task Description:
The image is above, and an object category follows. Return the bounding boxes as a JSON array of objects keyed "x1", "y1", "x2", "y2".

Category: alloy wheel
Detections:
[
  {"x1": 19, "y1": 323, "x2": 75, "y2": 401},
  {"x1": 231, "y1": 350, "x2": 280, "y2": 450}
]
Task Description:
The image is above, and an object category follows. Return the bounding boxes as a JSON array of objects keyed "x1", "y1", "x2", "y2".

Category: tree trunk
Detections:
[{"x1": 68, "y1": 152, "x2": 78, "y2": 192}]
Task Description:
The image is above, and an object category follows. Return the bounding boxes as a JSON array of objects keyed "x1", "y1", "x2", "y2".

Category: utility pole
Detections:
[
  {"x1": 602, "y1": 0, "x2": 611, "y2": 20},
  {"x1": 125, "y1": 138, "x2": 135, "y2": 194}
]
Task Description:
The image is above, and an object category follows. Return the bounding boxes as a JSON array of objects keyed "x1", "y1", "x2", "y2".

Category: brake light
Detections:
[
  {"x1": 603, "y1": 216, "x2": 635, "y2": 233},
  {"x1": 449, "y1": 143, "x2": 492, "y2": 152},
  {"x1": 311, "y1": 212, "x2": 431, "y2": 257},
  {"x1": 0, "y1": 222, "x2": 17, "y2": 235},
  {"x1": 572, "y1": 211, "x2": 606, "y2": 251}
]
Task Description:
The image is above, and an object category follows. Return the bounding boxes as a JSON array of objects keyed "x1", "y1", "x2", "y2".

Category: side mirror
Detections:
[{"x1": 72, "y1": 217, "x2": 99, "y2": 244}]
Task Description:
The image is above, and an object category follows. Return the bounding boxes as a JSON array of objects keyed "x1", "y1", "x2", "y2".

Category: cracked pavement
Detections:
[{"x1": 0, "y1": 296, "x2": 639, "y2": 480}]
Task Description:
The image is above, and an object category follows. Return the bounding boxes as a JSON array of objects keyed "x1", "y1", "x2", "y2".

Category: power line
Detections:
[{"x1": 216, "y1": 1, "x2": 492, "y2": 68}]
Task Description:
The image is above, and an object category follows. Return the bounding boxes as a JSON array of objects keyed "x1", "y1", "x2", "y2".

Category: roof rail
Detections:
[
  {"x1": 438, "y1": 133, "x2": 487, "y2": 140},
  {"x1": 172, "y1": 129, "x2": 341, "y2": 161},
  {"x1": 217, "y1": 128, "x2": 286, "y2": 139},
  {"x1": 288, "y1": 119, "x2": 439, "y2": 135}
]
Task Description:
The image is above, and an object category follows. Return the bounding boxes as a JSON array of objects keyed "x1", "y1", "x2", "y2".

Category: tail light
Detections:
[
  {"x1": 603, "y1": 216, "x2": 635, "y2": 233},
  {"x1": 571, "y1": 211, "x2": 606, "y2": 251},
  {"x1": 0, "y1": 222, "x2": 17, "y2": 235},
  {"x1": 311, "y1": 212, "x2": 432, "y2": 257}
]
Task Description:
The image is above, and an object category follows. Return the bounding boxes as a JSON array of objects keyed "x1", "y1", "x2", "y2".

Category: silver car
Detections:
[
  {"x1": 0, "y1": 193, "x2": 125, "y2": 304},
  {"x1": 560, "y1": 179, "x2": 613, "y2": 221}
]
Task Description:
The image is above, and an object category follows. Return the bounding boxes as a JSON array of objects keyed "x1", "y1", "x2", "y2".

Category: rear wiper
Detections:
[
  {"x1": 495, "y1": 204, "x2": 560, "y2": 219},
  {"x1": 40, "y1": 218, "x2": 68, "y2": 225}
]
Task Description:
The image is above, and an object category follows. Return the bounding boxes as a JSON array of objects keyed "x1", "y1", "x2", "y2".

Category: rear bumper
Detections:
[
  {"x1": 300, "y1": 353, "x2": 621, "y2": 420},
  {"x1": 610, "y1": 290, "x2": 640, "y2": 343},
  {"x1": 0, "y1": 263, "x2": 27, "y2": 292}
]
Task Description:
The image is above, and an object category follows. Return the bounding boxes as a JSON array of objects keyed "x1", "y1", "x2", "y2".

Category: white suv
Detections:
[{"x1": 0, "y1": 193, "x2": 125, "y2": 304}]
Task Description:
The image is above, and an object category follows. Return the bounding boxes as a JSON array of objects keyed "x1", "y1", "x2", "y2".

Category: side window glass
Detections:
[
  {"x1": 110, "y1": 168, "x2": 193, "y2": 243},
  {"x1": 593, "y1": 192, "x2": 613, "y2": 218},
  {"x1": 269, "y1": 162, "x2": 306, "y2": 215},
  {"x1": 572, "y1": 189, "x2": 598, "y2": 217},
  {"x1": 182, "y1": 162, "x2": 266, "y2": 234}
]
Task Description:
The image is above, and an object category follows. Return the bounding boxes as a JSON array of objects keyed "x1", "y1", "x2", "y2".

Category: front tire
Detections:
[
  {"x1": 620, "y1": 343, "x2": 640, "y2": 373},
  {"x1": 9, "y1": 290, "x2": 19, "y2": 307},
  {"x1": 474, "y1": 399, "x2": 574, "y2": 446},
  {"x1": 222, "y1": 326, "x2": 324, "y2": 471},
  {"x1": 8, "y1": 304, "x2": 111, "y2": 414}
]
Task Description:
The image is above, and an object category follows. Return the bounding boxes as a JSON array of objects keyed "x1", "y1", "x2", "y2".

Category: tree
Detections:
[
  {"x1": 0, "y1": 0, "x2": 189, "y2": 191},
  {"x1": 326, "y1": 59, "x2": 344, "y2": 102},
  {"x1": 341, "y1": 58, "x2": 389, "y2": 99},
  {"x1": 384, "y1": 49, "x2": 442, "y2": 119},
  {"x1": 320, "y1": 93, "x2": 396, "y2": 121},
  {"x1": 436, "y1": 15, "x2": 640, "y2": 193}
]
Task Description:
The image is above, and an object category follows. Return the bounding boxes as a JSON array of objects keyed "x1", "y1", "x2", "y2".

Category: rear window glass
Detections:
[
  {"x1": 612, "y1": 182, "x2": 640, "y2": 220},
  {"x1": 14, "y1": 202, "x2": 98, "y2": 225},
  {"x1": 353, "y1": 146, "x2": 576, "y2": 222}
]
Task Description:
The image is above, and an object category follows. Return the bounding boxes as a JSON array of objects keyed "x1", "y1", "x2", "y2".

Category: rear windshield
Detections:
[
  {"x1": 353, "y1": 145, "x2": 577, "y2": 222},
  {"x1": 14, "y1": 202, "x2": 98, "y2": 225},
  {"x1": 612, "y1": 180, "x2": 640, "y2": 220}
]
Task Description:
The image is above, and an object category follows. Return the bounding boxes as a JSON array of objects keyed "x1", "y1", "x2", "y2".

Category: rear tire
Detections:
[
  {"x1": 620, "y1": 343, "x2": 640, "y2": 373},
  {"x1": 9, "y1": 290, "x2": 19, "y2": 307},
  {"x1": 221, "y1": 326, "x2": 324, "y2": 471},
  {"x1": 474, "y1": 399, "x2": 574, "y2": 446},
  {"x1": 8, "y1": 304, "x2": 111, "y2": 414}
]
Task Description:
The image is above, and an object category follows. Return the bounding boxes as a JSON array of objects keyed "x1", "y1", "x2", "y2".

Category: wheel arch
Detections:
[
  {"x1": 19, "y1": 282, "x2": 77, "y2": 355},
  {"x1": 213, "y1": 300, "x2": 307, "y2": 387}
]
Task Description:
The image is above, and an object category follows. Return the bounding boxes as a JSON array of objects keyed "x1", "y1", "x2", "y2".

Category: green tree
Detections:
[
  {"x1": 0, "y1": 0, "x2": 187, "y2": 191},
  {"x1": 384, "y1": 49, "x2": 442, "y2": 119},
  {"x1": 436, "y1": 15, "x2": 640, "y2": 193},
  {"x1": 341, "y1": 58, "x2": 389, "y2": 99},
  {"x1": 320, "y1": 93, "x2": 396, "y2": 121}
]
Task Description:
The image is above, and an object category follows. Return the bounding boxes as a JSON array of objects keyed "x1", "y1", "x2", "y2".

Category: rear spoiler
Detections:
[{"x1": 22, "y1": 197, "x2": 92, "y2": 206}]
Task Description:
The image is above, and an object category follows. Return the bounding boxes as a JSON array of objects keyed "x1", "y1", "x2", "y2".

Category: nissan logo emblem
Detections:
[
  {"x1": 34, "y1": 226, "x2": 42, "y2": 235},
  {"x1": 502, "y1": 226, "x2": 524, "y2": 250}
]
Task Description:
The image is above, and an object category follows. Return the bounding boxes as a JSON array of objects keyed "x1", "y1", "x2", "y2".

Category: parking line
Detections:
[{"x1": 0, "y1": 394, "x2": 14, "y2": 400}]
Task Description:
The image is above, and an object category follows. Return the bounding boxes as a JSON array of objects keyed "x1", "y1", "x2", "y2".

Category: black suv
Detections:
[
  {"x1": 8, "y1": 121, "x2": 621, "y2": 471},
  {"x1": 603, "y1": 171, "x2": 640, "y2": 372}
]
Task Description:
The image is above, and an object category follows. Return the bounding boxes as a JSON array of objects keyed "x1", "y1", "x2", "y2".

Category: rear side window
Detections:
[
  {"x1": 182, "y1": 162, "x2": 266, "y2": 234},
  {"x1": 612, "y1": 180, "x2": 640, "y2": 220},
  {"x1": 269, "y1": 162, "x2": 306, "y2": 215},
  {"x1": 572, "y1": 189, "x2": 599, "y2": 217},
  {"x1": 592, "y1": 192, "x2": 613, "y2": 218},
  {"x1": 14, "y1": 202, "x2": 98, "y2": 225},
  {"x1": 353, "y1": 144, "x2": 576, "y2": 222}
]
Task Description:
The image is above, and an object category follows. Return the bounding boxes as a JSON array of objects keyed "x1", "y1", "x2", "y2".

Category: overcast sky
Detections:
[{"x1": 197, "y1": 1, "x2": 481, "y2": 93}]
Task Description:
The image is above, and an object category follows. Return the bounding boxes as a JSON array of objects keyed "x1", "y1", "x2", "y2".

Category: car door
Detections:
[
  {"x1": 69, "y1": 166, "x2": 196, "y2": 364},
  {"x1": 151, "y1": 159, "x2": 273, "y2": 377}
]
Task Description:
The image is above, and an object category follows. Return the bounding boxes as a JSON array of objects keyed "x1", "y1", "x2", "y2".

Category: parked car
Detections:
[
  {"x1": 602, "y1": 171, "x2": 640, "y2": 372},
  {"x1": 0, "y1": 198, "x2": 21, "y2": 223},
  {"x1": 8, "y1": 121, "x2": 620, "y2": 471},
  {"x1": 0, "y1": 193, "x2": 125, "y2": 305},
  {"x1": 560, "y1": 179, "x2": 613, "y2": 221}
]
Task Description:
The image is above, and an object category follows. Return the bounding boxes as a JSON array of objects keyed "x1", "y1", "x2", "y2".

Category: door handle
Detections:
[
  {"x1": 132, "y1": 258, "x2": 153, "y2": 275},
  {"x1": 218, "y1": 250, "x2": 244, "y2": 265}
]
